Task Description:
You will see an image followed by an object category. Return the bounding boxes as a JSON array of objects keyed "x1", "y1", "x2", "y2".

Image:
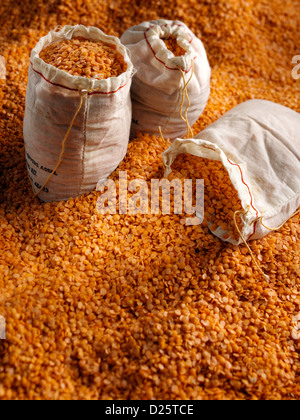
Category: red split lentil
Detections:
[
  {"x1": 39, "y1": 37, "x2": 127, "y2": 80},
  {"x1": 164, "y1": 36, "x2": 187, "y2": 57},
  {"x1": 0, "y1": 0, "x2": 300, "y2": 401}
]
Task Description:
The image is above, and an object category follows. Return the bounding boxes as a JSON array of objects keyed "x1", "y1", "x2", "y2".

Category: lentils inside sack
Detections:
[
  {"x1": 39, "y1": 37, "x2": 127, "y2": 80},
  {"x1": 170, "y1": 154, "x2": 244, "y2": 241},
  {"x1": 0, "y1": 0, "x2": 300, "y2": 402},
  {"x1": 163, "y1": 36, "x2": 187, "y2": 57}
]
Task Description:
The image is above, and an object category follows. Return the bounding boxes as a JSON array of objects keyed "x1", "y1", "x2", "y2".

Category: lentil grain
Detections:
[{"x1": 39, "y1": 37, "x2": 127, "y2": 80}]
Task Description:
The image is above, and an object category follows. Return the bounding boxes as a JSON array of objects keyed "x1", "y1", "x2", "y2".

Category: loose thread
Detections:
[
  {"x1": 233, "y1": 210, "x2": 270, "y2": 281},
  {"x1": 158, "y1": 126, "x2": 167, "y2": 143},
  {"x1": 32, "y1": 89, "x2": 85, "y2": 198},
  {"x1": 179, "y1": 61, "x2": 194, "y2": 139},
  {"x1": 257, "y1": 209, "x2": 300, "y2": 231}
]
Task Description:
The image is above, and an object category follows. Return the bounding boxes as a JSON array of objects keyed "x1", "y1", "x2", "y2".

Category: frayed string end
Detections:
[{"x1": 234, "y1": 210, "x2": 270, "y2": 281}]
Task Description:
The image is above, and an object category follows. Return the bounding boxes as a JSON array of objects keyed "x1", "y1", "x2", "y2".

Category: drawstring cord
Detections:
[{"x1": 233, "y1": 209, "x2": 270, "y2": 280}]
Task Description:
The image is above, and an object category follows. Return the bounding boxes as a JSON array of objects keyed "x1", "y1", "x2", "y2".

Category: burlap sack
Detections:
[
  {"x1": 24, "y1": 25, "x2": 134, "y2": 202},
  {"x1": 163, "y1": 100, "x2": 300, "y2": 245}
]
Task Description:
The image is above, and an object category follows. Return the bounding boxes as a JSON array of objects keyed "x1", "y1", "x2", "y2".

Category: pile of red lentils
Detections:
[{"x1": 0, "y1": 0, "x2": 299, "y2": 401}]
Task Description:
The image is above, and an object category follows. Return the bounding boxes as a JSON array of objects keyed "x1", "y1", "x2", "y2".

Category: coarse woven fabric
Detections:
[{"x1": 121, "y1": 19, "x2": 211, "y2": 139}]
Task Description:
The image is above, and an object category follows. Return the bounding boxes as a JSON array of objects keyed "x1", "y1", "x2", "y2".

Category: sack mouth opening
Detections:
[
  {"x1": 207, "y1": 215, "x2": 243, "y2": 246},
  {"x1": 163, "y1": 138, "x2": 260, "y2": 245},
  {"x1": 159, "y1": 33, "x2": 189, "y2": 59},
  {"x1": 31, "y1": 25, "x2": 134, "y2": 92},
  {"x1": 144, "y1": 23, "x2": 198, "y2": 72}
]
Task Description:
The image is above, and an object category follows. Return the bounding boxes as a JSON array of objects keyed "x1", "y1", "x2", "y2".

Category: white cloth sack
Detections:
[
  {"x1": 163, "y1": 100, "x2": 300, "y2": 244},
  {"x1": 121, "y1": 19, "x2": 211, "y2": 140},
  {"x1": 24, "y1": 25, "x2": 134, "y2": 203}
]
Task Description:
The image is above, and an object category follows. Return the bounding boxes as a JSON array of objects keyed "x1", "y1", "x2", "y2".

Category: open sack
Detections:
[
  {"x1": 163, "y1": 100, "x2": 300, "y2": 245},
  {"x1": 121, "y1": 19, "x2": 211, "y2": 140},
  {"x1": 24, "y1": 25, "x2": 134, "y2": 203}
]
